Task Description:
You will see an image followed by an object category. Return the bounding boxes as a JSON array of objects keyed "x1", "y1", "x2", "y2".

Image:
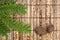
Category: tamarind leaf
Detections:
[
  {"x1": 0, "y1": 4, "x2": 27, "y2": 15},
  {"x1": 0, "y1": 14, "x2": 30, "y2": 36}
]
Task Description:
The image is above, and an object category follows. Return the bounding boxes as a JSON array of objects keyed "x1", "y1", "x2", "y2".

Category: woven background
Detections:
[{"x1": 0, "y1": 0, "x2": 60, "y2": 40}]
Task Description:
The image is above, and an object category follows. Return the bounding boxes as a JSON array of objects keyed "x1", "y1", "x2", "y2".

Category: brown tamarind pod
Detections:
[
  {"x1": 34, "y1": 26, "x2": 47, "y2": 36},
  {"x1": 34, "y1": 24, "x2": 54, "y2": 36}
]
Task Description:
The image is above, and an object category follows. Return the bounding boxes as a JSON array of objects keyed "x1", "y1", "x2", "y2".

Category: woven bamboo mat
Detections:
[{"x1": 0, "y1": 0, "x2": 60, "y2": 40}]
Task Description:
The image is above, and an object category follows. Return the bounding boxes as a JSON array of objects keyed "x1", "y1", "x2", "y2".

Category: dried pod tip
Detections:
[{"x1": 46, "y1": 24, "x2": 54, "y2": 33}]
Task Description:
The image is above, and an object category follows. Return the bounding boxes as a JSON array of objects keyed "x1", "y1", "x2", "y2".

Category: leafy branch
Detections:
[{"x1": 0, "y1": 0, "x2": 30, "y2": 36}]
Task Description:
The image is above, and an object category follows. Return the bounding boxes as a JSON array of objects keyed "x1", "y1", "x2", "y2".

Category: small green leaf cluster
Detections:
[{"x1": 0, "y1": 0, "x2": 30, "y2": 36}]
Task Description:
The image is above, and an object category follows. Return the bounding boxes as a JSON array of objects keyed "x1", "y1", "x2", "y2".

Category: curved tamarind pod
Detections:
[{"x1": 34, "y1": 24, "x2": 54, "y2": 36}]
